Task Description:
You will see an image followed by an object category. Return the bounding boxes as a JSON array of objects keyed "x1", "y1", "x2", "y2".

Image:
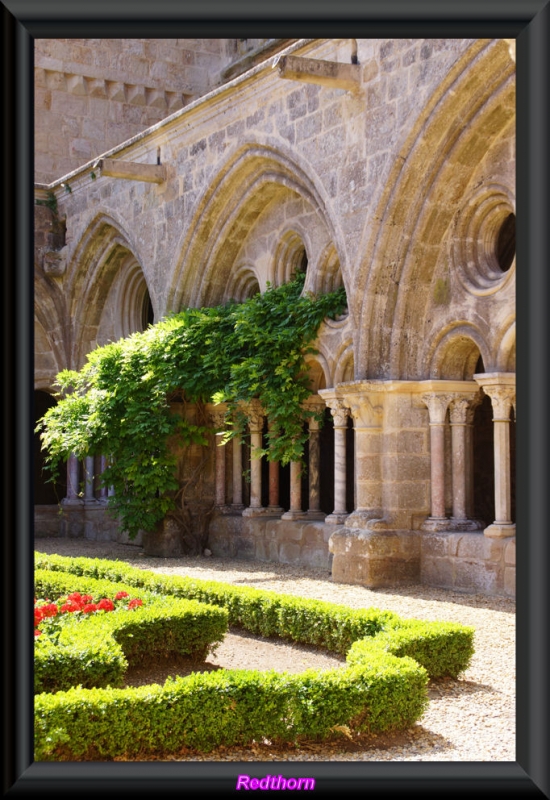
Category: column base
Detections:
[
  {"x1": 242, "y1": 506, "x2": 267, "y2": 517},
  {"x1": 306, "y1": 510, "x2": 326, "y2": 520},
  {"x1": 484, "y1": 522, "x2": 516, "y2": 538},
  {"x1": 230, "y1": 503, "x2": 246, "y2": 514},
  {"x1": 214, "y1": 504, "x2": 234, "y2": 515},
  {"x1": 265, "y1": 505, "x2": 284, "y2": 516},
  {"x1": 84, "y1": 498, "x2": 99, "y2": 506},
  {"x1": 325, "y1": 512, "x2": 349, "y2": 525},
  {"x1": 280, "y1": 510, "x2": 306, "y2": 520},
  {"x1": 61, "y1": 497, "x2": 83, "y2": 506},
  {"x1": 448, "y1": 517, "x2": 485, "y2": 532},
  {"x1": 420, "y1": 517, "x2": 451, "y2": 532}
]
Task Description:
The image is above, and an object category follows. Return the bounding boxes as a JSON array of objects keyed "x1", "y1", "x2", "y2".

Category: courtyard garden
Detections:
[{"x1": 34, "y1": 550, "x2": 475, "y2": 761}]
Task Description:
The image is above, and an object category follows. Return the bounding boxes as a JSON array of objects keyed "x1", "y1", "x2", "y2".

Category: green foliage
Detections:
[
  {"x1": 36, "y1": 273, "x2": 346, "y2": 539},
  {"x1": 34, "y1": 570, "x2": 228, "y2": 693},
  {"x1": 34, "y1": 554, "x2": 476, "y2": 759}
]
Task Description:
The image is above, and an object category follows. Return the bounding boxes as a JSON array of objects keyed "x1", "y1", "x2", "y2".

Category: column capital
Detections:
[
  {"x1": 421, "y1": 392, "x2": 454, "y2": 424},
  {"x1": 449, "y1": 390, "x2": 483, "y2": 424},
  {"x1": 326, "y1": 399, "x2": 350, "y2": 428},
  {"x1": 207, "y1": 403, "x2": 227, "y2": 430},
  {"x1": 245, "y1": 399, "x2": 265, "y2": 432},
  {"x1": 475, "y1": 374, "x2": 515, "y2": 419}
]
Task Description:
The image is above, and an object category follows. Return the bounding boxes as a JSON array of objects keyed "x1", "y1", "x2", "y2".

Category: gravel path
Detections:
[{"x1": 34, "y1": 537, "x2": 516, "y2": 762}]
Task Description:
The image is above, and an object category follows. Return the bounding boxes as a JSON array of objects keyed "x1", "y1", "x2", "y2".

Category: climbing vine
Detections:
[{"x1": 37, "y1": 273, "x2": 347, "y2": 539}]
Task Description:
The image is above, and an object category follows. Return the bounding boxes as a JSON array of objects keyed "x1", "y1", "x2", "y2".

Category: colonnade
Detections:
[{"x1": 59, "y1": 375, "x2": 516, "y2": 539}]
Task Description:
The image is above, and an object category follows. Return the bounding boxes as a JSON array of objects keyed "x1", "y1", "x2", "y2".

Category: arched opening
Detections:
[
  {"x1": 34, "y1": 390, "x2": 67, "y2": 504},
  {"x1": 496, "y1": 212, "x2": 516, "y2": 273},
  {"x1": 141, "y1": 289, "x2": 154, "y2": 329}
]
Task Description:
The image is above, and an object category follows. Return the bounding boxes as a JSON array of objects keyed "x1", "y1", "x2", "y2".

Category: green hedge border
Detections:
[{"x1": 34, "y1": 552, "x2": 475, "y2": 760}]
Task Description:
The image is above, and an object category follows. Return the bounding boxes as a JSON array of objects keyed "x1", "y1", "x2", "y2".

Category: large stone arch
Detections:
[
  {"x1": 357, "y1": 39, "x2": 515, "y2": 379},
  {"x1": 168, "y1": 141, "x2": 350, "y2": 313},
  {"x1": 67, "y1": 213, "x2": 152, "y2": 367}
]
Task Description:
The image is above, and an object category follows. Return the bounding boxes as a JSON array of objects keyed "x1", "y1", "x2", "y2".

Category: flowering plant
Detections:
[{"x1": 34, "y1": 590, "x2": 144, "y2": 639}]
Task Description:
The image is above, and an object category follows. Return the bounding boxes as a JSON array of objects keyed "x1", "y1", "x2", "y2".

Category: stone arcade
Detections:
[{"x1": 34, "y1": 38, "x2": 516, "y2": 598}]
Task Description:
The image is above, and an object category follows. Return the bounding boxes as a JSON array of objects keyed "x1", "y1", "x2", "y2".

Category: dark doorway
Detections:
[{"x1": 34, "y1": 390, "x2": 67, "y2": 504}]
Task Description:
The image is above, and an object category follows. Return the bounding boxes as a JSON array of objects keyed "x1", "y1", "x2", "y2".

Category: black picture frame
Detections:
[{"x1": 3, "y1": 1, "x2": 548, "y2": 796}]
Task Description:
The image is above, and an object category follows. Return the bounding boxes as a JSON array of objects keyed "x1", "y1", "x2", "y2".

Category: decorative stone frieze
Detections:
[{"x1": 474, "y1": 373, "x2": 516, "y2": 538}]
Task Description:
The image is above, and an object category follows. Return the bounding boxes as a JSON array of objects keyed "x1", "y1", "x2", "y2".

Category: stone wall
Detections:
[{"x1": 34, "y1": 38, "x2": 280, "y2": 184}]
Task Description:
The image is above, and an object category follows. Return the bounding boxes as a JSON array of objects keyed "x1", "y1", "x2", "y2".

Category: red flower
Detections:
[
  {"x1": 128, "y1": 598, "x2": 143, "y2": 609},
  {"x1": 115, "y1": 591, "x2": 129, "y2": 600},
  {"x1": 97, "y1": 598, "x2": 115, "y2": 612},
  {"x1": 81, "y1": 603, "x2": 98, "y2": 614}
]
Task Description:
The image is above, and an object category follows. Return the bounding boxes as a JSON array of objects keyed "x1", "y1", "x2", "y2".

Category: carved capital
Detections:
[
  {"x1": 246, "y1": 399, "x2": 265, "y2": 432},
  {"x1": 326, "y1": 400, "x2": 350, "y2": 429},
  {"x1": 483, "y1": 386, "x2": 515, "y2": 420},
  {"x1": 421, "y1": 392, "x2": 454, "y2": 424}
]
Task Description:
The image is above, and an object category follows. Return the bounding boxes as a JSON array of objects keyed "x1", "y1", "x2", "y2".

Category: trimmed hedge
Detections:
[
  {"x1": 34, "y1": 552, "x2": 475, "y2": 760},
  {"x1": 34, "y1": 570, "x2": 228, "y2": 693}
]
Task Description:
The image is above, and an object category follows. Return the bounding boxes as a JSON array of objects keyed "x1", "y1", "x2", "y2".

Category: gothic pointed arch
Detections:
[
  {"x1": 67, "y1": 213, "x2": 153, "y2": 366},
  {"x1": 168, "y1": 141, "x2": 349, "y2": 312}
]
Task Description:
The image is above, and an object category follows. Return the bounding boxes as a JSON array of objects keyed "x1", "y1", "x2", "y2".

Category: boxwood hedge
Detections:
[{"x1": 34, "y1": 552, "x2": 475, "y2": 760}]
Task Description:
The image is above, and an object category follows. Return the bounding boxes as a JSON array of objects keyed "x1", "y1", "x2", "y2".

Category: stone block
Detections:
[
  {"x1": 279, "y1": 542, "x2": 301, "y2": 564},
  {"x1": 421, "y1": 556, "x2": 455, "y2": 589},
  {"x1": 504, "y1": 566, "x2": 516, "y2": 597},
  {"x1": 504, "y1": 538, "x2": 516, "y2": 565},
  {"x1": 300, "y1": 545, "x2": 330, "y2": 570},
  {"x1": 454, "y1": 559, "x2": 502, "y2": 595},
  {"x1": 421, "y1": 532, "x2": 456, "y2": 558}
]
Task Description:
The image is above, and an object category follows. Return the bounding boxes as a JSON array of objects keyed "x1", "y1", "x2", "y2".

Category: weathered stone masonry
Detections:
[{"x1": 34, "y1": 38, "x2": 516, "y2": 597}]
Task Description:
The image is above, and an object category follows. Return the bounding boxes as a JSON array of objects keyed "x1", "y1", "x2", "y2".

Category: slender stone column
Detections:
[
  {"x1": 232, "y1": 434, "x2": 245, "y2": 511},
  {"x1": 449, "y1": 396, "x2": 483, "y2": 530},
  {"x1": 474, "y1": 373, "x2": 516, "y2": 538},
  {"x1": 324, "y1": 401, "x2": 350, "y2": 524},
  {"x1": 209, "y1": 407, "x2": 228, "y2": 509},
  {"x1": 62, "y1": 453, "x2": 82, "y2": 505},
  {"x1": 83, "y1": 455, "x2": 98, "y2": 504},
  {"x1": 306, "y1": 412, "x2": 325, "y2": 519},
  {"x1": 420, "y1": 393, "x2": 453, "y2": 530},
  {"x1": 98, "y1": 455, "x2": 109, "y2": 504},
  {"x1": 281, "y1": 459, "x2": 305, "y2": 519},
  {"x1": 242, "y1": 400, "x2": 266, "y2": 516},
  {"x1": 266, "y1": 420, "x2": 283, "y2": 514},
  {"x1": 465, "y1": 398, "x2": 481, "y2": 519}
]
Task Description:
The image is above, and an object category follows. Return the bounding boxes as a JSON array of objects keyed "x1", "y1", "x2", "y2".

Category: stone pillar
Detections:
[
  {"x1": 62, "y1": 453, "x2": 82, "y2": 505},
  {"x1": 83, "y1": 455, "x2": 98, "y2": 504},
  {"x1": 209, "y1": 406, "x2": 228, "y2": 510},
  {"x1": 232, "y1": 434, "x2": 245, "y2": 511},
  {"x1": 324, "y1": 401, "x2": 350, "y2": 524},
  {"x1": 242, "y1": 400, "x2": 266, "y2": 517},
  {"x1": 98, "y1": 455, "x2": 109, "y2": 504},
  {"x1": 281, "y1": 459, "x2": 305, "y2": 520},
  {"x1": 420, "y1": 393, "x2": 453, "y2": 530},
  {"x1": 449, "y1": 395, "x2": 483, "y2": 530},
  {"x1": 266, "y1": 419, "x2": 283, "y2": 514},
  {"x1": 474, "y1": 373, "x2": 516, "y2": 538},
  {"x1": 306, "y1": 410, "x2": 325, "y2": 520},
  {"x1": 343, "y1": 392, "x2": 384, "y2": 529}
]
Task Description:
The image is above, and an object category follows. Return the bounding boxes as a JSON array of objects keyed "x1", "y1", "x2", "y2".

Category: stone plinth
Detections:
[
  {"x1": 420, "y1": 531, "x2": 515, "y2": 597},
  {"x1": 207, "y1": 515, "x2": 332, "y2": 571},
  {"x1": 328, "y1": 527, "x2": 421, "y2": 587}
]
